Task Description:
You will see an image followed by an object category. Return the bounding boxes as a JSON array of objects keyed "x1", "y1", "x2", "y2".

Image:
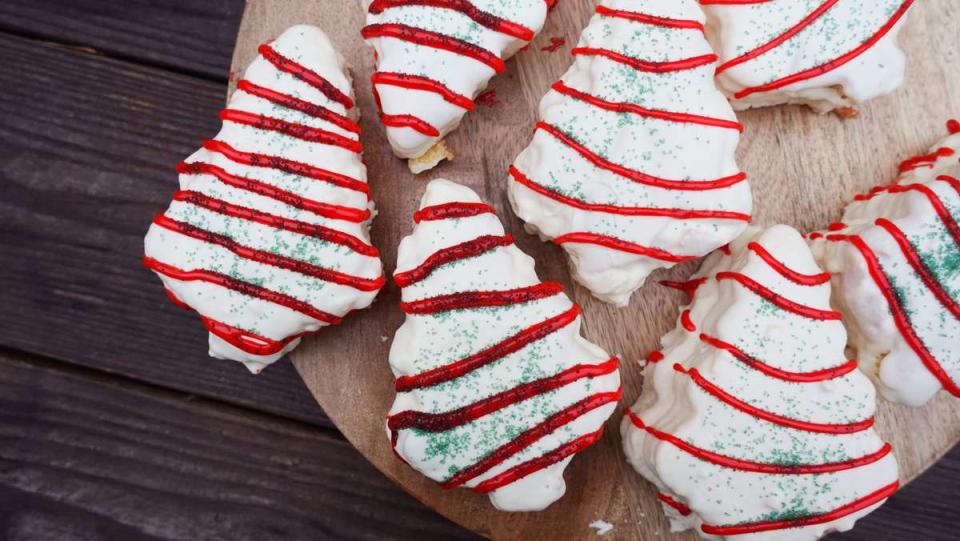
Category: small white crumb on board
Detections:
[{"x1": 589, "y1": 520, "x2": 614, "y2": 536}]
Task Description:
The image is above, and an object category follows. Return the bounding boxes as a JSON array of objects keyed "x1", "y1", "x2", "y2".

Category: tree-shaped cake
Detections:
[
  {"x1": 388, "y1": 179, "x2": 621, "y2": 511},
  {"x1": 622, "y1": 225, "x2": 899, "y2": 540}
]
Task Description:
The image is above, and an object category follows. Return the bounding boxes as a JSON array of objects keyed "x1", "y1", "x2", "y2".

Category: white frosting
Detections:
[
  {"x1": 811, "y1": 128, "x2": 960, "y2": 406},
  {"x1": 143, "y1": 26, "x2": 383, "y2": 373},
  {"x1": 508, "y1": 0, "x2": 751, "y2": 306},
  {"x1": 361, "y1": 0, "x2": 550, "y2": 161},
  {"x1": 622, "y1": 225, "x2": 899, "y2": 541},
  {"x1": 389, "y1": 179, "x2": 621, "y2": 511},
  {"x1": 701, "y1": 0, "x2": 913, "y2": 112}
]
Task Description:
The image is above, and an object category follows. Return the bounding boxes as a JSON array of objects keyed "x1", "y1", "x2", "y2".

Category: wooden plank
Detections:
[
  {"x1": 0, "y1": 0, "x2": 243, "y2": 79},
  {"x1": 0, "y1": 348, "x2": 479, "y2": 541},
  {"x1": 228, "y1": 0, "x2": 960, "y2": 540},
  {"x1": 0, "y1": 31, "x2": 330, "y2": 427}
]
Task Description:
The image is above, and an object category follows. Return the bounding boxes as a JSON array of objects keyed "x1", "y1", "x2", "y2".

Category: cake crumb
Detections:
[
  {"x1": 381, "y1": 335, "x2": 389, "y2": 343},
  {"x1": 589, "y1": 520, "x2": 614, "y2": 536},
  {"x1": 409, "y1": 141, "x2": 453, "y2": 174}
]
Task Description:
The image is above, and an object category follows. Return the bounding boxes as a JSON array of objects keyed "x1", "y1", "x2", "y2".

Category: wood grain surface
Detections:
[
  {"x1": 232, "y1": 0, "x2": 959, "y2": 539},
  {"x1": 0, "y1": 31, "x2": 332, "y2": 427}
]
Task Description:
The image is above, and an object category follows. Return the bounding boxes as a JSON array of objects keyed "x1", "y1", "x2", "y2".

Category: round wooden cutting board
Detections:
[{"x1": 230, "y1": 1, "x2": 960, "y2": 539}]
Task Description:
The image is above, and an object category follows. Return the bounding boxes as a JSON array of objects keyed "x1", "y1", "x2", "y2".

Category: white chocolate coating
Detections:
[
  {"x1": 508, "y1": 0, "x2": 751, "y2": 306},
  {"x1": 701, "y1": 0, "x2": 914, "y2": 112},
  {"x1": 143, "y1": 25, "x2": 383, "y2": 373},
  {"x1": 623, "y1": 225, "x2": 899, "y2": 541},
  {"x1": 389, "y1": 179, "x2": 621, "y2": 511},
  {"x1": 361, "y1": 0, "x2": 550, "y2": 163},
  {"x1": 811, "y1": 127, "x2": 960, "y2": 406}
]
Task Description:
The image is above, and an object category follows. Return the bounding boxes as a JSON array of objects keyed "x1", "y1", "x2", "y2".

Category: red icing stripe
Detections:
[
  {"x1": 389, "y1": 357, "x2": 619, "y2": 433},
  {"x1": 715, "y1": 0, "x2": 840, "y2": 75},
  {"x1": 899, "y1": 147, "x2": 955, "y2": 172},
  {"x1": 676, "y1": 364, "x2": 875, "y2": 434},
  {"x1": 572, "y1": 47, "x2": 717, "y2": 73},
  {"x1": 733, "y1": 0, "x2": 915, "y2": 99},
  {"x1": 258, "y1": 44, "x2": 354, "y2": 109},
  {"x1": 379, "y1": 113, "x2": 440, "y2": 136},
  {"x1": 948, "y1": 119, "x2": 960, "y2": 134},
  {"x1": 700, "y1": 481, "x2": 900, "y2": 536},
  {"x1": 660, "y1": 278, "x2": 708, "y2": 299},
  {"x1": 443, "y1": 388, "x2": 621, "y2": 488},
  {"x1": 625, "y1": 410, "x2": 893, "y2": 474},
  {"x1": 681, "y1": 310, "x2": 697, "y2": 332},
  {"x1": 368, "y1": 0, "x2": 535, "y2": 41},
  {"x1": 362, "y1": 23, "x2": 506, "y2": 73},
  {"x1": 510, "y1": 166, "x2": 750, "y2": 221},
  {"x1": 143, "y1": 257, "x2": 342, "y2": 324},
  {"x1": 555, "y1": 232, "x2": 698, "y2": 263},
  {"x1": 875, "y1": 218, "x2": 960, "y2": 321},
  {"x1": 371, "y1": 72, "x2": 476, "y2": 110},
  {"x1": 200, "y1": 316, "x2": 306, "y2": 357},
  {"x1": 700, "y1": 333, "x2": 858, "y2": 383},
  {"x1": 551, "y1": 80, "x2": 742, "y2": 131},
  {"x1": 236, "y1": 79, "x2": 360, "y2": 134},
  {"x1": 394, "y1": 304, "x2": 582, "y2": 391},
  {"x1": 658, "y1": 493, "x2": 692, "y2": 516},
  {"x1": 747, "y1": 241, "x2": 831, "y2": 286},
  {"x1": 394, "y1": 235, "x2": 514, "y2": 287},
  {"x1": 595, "y1": 5, "x2": 705, "y2": 31},
  {"x1": 414, "y1": 202, "x2": 495, "y2": 222},
  {"x1": 401, "y1": 283, "x2": 564, "y2": 314},
  {"x1": 153, "y1": 215, "x2": 384, "y2": 292},
  {"x1": 537, "y1": 122, "x2": 747, "y2": 191},
  {"x1": 177, "y1": 162, "x2": 370, "y2": 223},
  {"x1": 171, "y1": 190, "x2": 379, "y2": 257},
  {"x1": 858, "y1": 181, "x2": 960, "y2": 247},
  {"x1": 203, "y1": 140, "x2": 370, "y2": 195},
  {"x1": 827, "y1": 234, "x2": 960, "y2": 396},
  {"x1": 219, "y1": 109, "x2": 362, "y2": 153},
  {"x1": 716, "y1": 271, "x2": 842, "y2": 320},
  {"x1": 473, "y1": 427, "x2": 605, "y2": 494}
]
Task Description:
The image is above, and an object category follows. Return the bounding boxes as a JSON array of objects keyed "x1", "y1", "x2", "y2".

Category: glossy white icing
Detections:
[
  {"x1": 701, "y1": 0, "x2": 914, "y2": 112},
  {"x1": 508, "y1": 0, "x2": 751, "y2": 307},
  {"x1": 623, "y1": 225, "x2": 899, "y2": 540},
  {"x1": 388, "y1": 179, "x2": 620, "y2": 511},
  {"x1": 361, "y1": 0, "x2": 550, "y2": 165},
  {"x1": 143, "y1": 25, "x2": 383, "y2": 373},
  {"x1": 811, "y1": 126, "x2": 960, "y2": 406}
]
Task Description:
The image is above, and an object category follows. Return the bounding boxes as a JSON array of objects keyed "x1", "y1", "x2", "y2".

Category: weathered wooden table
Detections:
[{"x1": 0, "y1": 2, "x2": 956, "y2": 540}]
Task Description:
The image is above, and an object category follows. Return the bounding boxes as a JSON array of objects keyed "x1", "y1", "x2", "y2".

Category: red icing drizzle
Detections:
[
  {"x1": 675, "y1": 364, "x2": 874, "y2": 434},
  {"x1": 257, "y1": 44, "x2": 354, "y2": 109},
  {"x1": 395, "y1": 304, "x2": 582, "y2": 391},
  {"x1": 475, "y1": 89, "x2": 498, "y2": 107},
  {"x1": 378, "y1": 113, "x2": 440, "y2": 136},
  {"x1": 541, "y1": 37, "x2": 566, "y2": 52},
  {"x1": 510, "y1": 165, "x2": 750, "y2": 220},
  {"x1": 899, "y1": 147, "x2": 955, "y2": 172},
  {"x1": 660, "y1": 277, "x2": 708, "y2": 298},
  {"x1": 551, "y1": 80, "x2": 742, "y2": 131},
  {"x1": 700, "y1": 333, "x2": 858, "y2": 383},
  {"x1": 152, "y1": 215, "x2": 384, "y2": 292},
  {"x1": 827, "y1": 234, "x2": 960, "y2": 396},
  {"x1": 572, "y1": 47, "x2": 717, "y2": 74},
  {"x1": 716, "y1": 271, "x2": 842, "y2": 320},
  {"x1": 625, "y1": 410, "x2": 892, "y2": 474},
  {"x1": 219, "y1": 109, "x2": 361, "y2": 153},
  {"x1": 555, "y1": 232, "x2": 698, "y2": 263},
  {"x1": 747, "y1": 241, "x2": 831, "y2": 285},
  {"x1": 371, "y1": 72, "x2": 475, "y2": 110},
  {"x1": 362, "y1": 24, "x2": 507, "y2": 73},
  {"x1": 536, "y1": 122, "x2": 747, "y2": 191},
  {"x1": 200, "y1": 316, "x2": 306, "y2": 357},
  {"x1": 177, "y1": 161, "x2": 370, "y2": 223},
  {"x1": 368, "y1": 0, "x2": 535, "y2": 41},
  {"x1": 414, "y1": 202, "x2": 495, "y2": 222},
  {"x1": 443, "y1": 390, "x2": 621, "y2": 489},
  {"x1": 144, "y1": 256, "x2": 341, "y2": 324},
  {"x1": 731, "y1": 0, "x2": 915, "y2": 99},
  {"x1": 236, "y1": 79, "x2": 360, "y2": 134},
  {"x1": 401, "y1": 283, "x2": 563, "y2": 314},
  {"x1": 948, "y1": 119, "x2": 960, "y2": 134},
  {"x1": 393, "y1": 235, "x2": 514, "y2": 287},
  {"x1": 658, "y1": 493, "x2": 692, "y2": 516},
  {"x1": 700, "y1": 481, "x2": 899, "y2": 536},
  {"x1": 203, "y1": 139, "x2": 370, "y2": 195},
  {"x1": 596, "y1": 5, "x2": 705, "y2": 31},
  {"x1": 171, "y1": 190, "x2": 378, "y2": 257},
  {"x1": 680, "y1": 310, "x2": 697, "y2": 332}
]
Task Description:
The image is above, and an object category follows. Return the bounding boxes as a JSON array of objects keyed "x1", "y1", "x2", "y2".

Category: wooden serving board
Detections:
[{"x1": 230, "y1": 1, "x2": 960, "y2": 539}]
